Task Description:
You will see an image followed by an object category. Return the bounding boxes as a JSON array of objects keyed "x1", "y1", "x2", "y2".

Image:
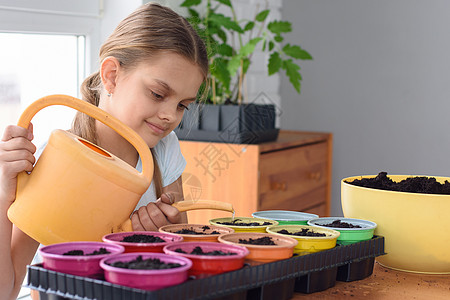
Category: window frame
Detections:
[{"x1": 0, "y1": 0, "x2": 102, "y2": 76}]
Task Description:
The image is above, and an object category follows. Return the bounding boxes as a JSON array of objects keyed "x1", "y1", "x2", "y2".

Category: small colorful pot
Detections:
[
  {"x1": 210, "y1": 217, "x2": 278, "y2": 233},
  {"x1": 252, "y1": 210, "x2": 319, "y2": 225},
  {"x1": 102, "y1": 231, "x2": 183, "y2": 253},
  {"x1": 307, "y1": 217, "x2": 377, "y2": 245},
  {"x1": 218, "y1": 232, "x2": 298, "y2": 263},
  {"x1": 163, "y1": 241, "x2": 249, "y2": 277},
  {"x1": 267, "y1": 225, "x2": 340, "y2": 255},
  {"x1": 39, "y1": 241, "x2": 124, "y2": 278},
  {"x1": 159, "y1": 224, "x2": 234, "y2": 242},
  {"x1": 100, "y1": 252, "x2": 192, "y2": 291}
]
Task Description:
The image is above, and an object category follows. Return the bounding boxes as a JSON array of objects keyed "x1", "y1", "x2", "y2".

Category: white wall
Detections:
[{"x1": 280, "y1": 0, "x2": 450, "y2": 216}]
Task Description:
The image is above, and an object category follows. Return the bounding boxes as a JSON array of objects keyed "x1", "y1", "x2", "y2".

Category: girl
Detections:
[{"x1": 0, "y1": 3, "x2": 208, "y2": 299}]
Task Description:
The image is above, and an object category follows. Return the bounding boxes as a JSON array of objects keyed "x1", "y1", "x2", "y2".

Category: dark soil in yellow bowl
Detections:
[{"x1": 346, "y1": 172, "x2": 450, "y2": 194}]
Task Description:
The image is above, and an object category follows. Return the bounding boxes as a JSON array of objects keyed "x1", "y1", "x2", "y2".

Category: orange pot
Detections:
[
  {"x1": 159, "y1": 224, "x2": 234, "y2": 242},
  {"x1": 218, "y1": 232, "x2": 297, "y2": 263}
]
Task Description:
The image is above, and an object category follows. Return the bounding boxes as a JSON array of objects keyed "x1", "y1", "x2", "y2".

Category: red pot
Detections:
[{"x1": 163, "y1": 241, "x2": 249, "y2": 278}]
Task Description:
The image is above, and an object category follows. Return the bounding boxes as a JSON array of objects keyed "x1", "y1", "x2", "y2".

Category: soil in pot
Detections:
[
  {"x1": 238, "y1": 236, "x2": 276, "y2": 245},
  {"x1": 320, "y1": 220, "x2": 362, "y2": 229},
  {"x1": 346, "y1": 172, "x2": 450, "y2": 194},
  {"x1": 63, "y1": 248, "x2": 110, "y2": 256},
  {"x1": 107, "y1": 255, "x2": 181, "y2": 270},
  {"x1": 277, "y1": 229, "x2": 326, "y2": 237},
  {"x1": 121, "y1": 234, "x2": 166, "y2": 243},
  {"x1": 174, "y1": 246, "x2": 237, "y2": 256},
  {"x1": 174, "y1": 225, "x2": 220, "y2": 235},
  {"x1": 217, "y1": 219, "x2": 272, "y2": 226}
]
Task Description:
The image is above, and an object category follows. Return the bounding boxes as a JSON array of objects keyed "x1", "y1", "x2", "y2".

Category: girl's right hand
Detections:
[{"x1": 0, "y1": 124, "x2": 36, "y2": 206}]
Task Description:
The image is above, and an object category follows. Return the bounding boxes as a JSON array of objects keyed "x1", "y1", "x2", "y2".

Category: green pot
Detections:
[
  {"x1": 252, "y1": 210, "x2": 319, "y2": 225},
  {"x1": 307, "y1": 217, "x2": 377, "y2": 245}
]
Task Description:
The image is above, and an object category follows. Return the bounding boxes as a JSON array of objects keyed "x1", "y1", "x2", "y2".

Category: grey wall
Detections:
[{"x1": 280, "y1": 0, "x2": 450, "y2": 216}]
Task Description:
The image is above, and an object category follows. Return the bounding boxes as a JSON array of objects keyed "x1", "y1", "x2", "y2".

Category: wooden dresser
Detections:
[{"x1": 179, "y1": 130, "x2": 332, "y2": 224}]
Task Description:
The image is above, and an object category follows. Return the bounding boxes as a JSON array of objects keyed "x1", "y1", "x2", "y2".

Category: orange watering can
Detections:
[{"x1": 7, "y1": 95, "x2": 154, "y2": 245}]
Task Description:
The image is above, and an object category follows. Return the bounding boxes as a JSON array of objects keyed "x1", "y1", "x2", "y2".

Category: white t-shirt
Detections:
[
  {"x1": 134, "y1": 131, "x2": 186, "y2": 209},
  {"x1": 35, "y1": 131, "x2": 186, "y2": 208}
]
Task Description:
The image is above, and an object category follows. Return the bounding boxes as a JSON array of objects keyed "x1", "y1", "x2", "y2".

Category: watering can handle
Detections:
[{"x1": 16, "y1": 94, "x2": 153, "y2": 183}]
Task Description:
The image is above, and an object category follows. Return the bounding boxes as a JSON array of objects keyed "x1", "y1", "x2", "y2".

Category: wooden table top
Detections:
[{"x1": 291, "y1": 262, "x2": 450, "y2": 299}]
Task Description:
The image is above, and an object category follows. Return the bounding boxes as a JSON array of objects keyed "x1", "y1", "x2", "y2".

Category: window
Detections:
[{"x1": 0, "y1": 33, "x2": 85, "y2": 147}]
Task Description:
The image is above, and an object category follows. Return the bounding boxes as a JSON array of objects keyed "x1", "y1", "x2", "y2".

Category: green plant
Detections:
[{"x1": 181, "y1": 0, "x2": 312, "y2": 105}]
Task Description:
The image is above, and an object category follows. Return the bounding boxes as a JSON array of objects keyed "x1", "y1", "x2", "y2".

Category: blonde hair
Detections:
[{"x1": 72, "y1": 3, "x2": 208, "y2": 197}]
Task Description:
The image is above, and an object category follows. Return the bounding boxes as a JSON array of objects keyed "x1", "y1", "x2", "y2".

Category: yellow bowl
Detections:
[
  {"x1": 209, "y1": 217, "x2": 278, "y2": 233},
  {"x1": 342, "y1": 175, "x2": 450, "y2": 274},
  {"x1": 266, "y1": 225, "x2": 339, "y2": 255}
]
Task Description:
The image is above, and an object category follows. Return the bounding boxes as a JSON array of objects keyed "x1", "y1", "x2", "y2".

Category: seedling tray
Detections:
[{"x1": 27, "y1": 236, "x2": 385, "y2": 300}]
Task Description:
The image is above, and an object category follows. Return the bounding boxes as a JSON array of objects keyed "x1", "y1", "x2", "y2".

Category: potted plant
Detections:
[{"x1": 175, "y1": 0, "x2": 312, "y2": 144}]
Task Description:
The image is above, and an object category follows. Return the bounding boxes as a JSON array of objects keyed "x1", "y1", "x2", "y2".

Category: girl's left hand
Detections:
[{"x1": 131, "y1": 192, "x2": 183, "y2": 231}]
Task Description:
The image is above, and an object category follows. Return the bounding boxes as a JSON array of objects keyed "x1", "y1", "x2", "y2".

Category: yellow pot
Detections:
[
  {"x1": 209, "y1": 217, "x2": 278, "y2": 233},
  {"x1": 342, "y1": 175, "x2": 450, "y2": 274},
  {"x1": 266, "y1": 225, "x2": 339, "y2": 255},
  {"x1": 7, "y1": 95, "x2": 153, "y2": 245}
]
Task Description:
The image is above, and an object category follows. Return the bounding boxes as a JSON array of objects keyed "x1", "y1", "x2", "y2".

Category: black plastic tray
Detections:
[{"x1": 27, "y1": 236, "x2": 385, "y2": 300}]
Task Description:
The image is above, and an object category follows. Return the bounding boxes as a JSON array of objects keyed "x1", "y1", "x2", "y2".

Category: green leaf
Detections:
[
  {"x1": 282, "y1": 44, "x2": 313, "y2": 60},
  {"x1": 227, "y1": 55, "x2": 241, "y2": 76},
  {"x1": 268, "y1": 52, "x2": 282, "y2": 75},
  {"x1": 244, "y1": 21, "x2": 255, "y2": 31},
  {"x1": 268, "y1": 41, "x2": 274, "y2": 51},
  {"x1": 242, "y1": 58, "x2": 251, "y2": 74},
  {"x1": 181, "y1": 0, "x2": 201, "y2": 7},
  {"x1": 217, "y1": 29, "x2": 228, "y2": 43},
  {"x1": 217, "y1": 44, "x2": 234, "y2": 56},
  {"x1": 262, "y1": 40, "x2": 267, "y2": 51},
  {"x1": 239, "y1": 37, "x2": 263, "y2": 57},
  {"x1": 282, "y1": 59, "x2": 302, "y2": 93},
  {"x1": 212, "y1": 58, "x2": 231, "y2": 89},
  {"x1": 255, "y1": 9, "x2": 270, "y2": 22},
  {"x1": 216, "y1": 0, "x2": 232, "y2": 7},
  {"x1": 274, "y1": 35, "x2": 283, "y2": 43},
  {"x1": 188, "y1": 8, "x2": 200, "y2": 19},
  {"x1": 267, "y1": 21, "x2": 292, "y2": 34},
  {"x1": 209, "y1": 13, "x2": 243, "y2": 33}
]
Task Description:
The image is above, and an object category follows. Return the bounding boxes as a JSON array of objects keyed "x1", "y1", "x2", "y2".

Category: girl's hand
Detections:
[
  {"x1": 131, "y1": 192, "x2": 183, "y2": 231},
  {"x1": 0, "y1": 124, "x2": 36, "y2": 206}
]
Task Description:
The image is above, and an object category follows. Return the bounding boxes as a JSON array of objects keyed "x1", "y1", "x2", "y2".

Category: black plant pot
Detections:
[{"x1": 175, "y1": 103, "x2": 279, "y2": 144}]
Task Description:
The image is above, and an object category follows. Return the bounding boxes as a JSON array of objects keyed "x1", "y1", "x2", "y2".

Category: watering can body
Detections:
[{"x1": 7, "y1": 95, "x2": 153, "y2": 245}]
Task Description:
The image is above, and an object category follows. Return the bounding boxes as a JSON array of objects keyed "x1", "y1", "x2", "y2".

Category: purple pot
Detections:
[
  {"x1": 100, "y1": 252, "x2": 192, "y2": 290},
  {"x1": 39, "y1": 241, "x2": 124, "y2": 278},
  {"x1": 102, "y1": 231, "x2": 183, "y2": 253}
]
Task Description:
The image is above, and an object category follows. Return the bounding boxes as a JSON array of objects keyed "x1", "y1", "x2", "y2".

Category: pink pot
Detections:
[
  {"x1": 102, "y1": 231, "x2": 183, "y2": 253},
  {"x1": 100, "y1": 252, "x2": 192, "y2": 290},
  {"x1": 163, "y1": 241, "x2": 249, "y2": 278},
  {"x1": 39, "y1": 241, "x2": 124, "y2": 278}
]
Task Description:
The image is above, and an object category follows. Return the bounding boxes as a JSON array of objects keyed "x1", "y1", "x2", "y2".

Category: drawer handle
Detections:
[
  {"x1": 309, "y1": 172, "x2": 322, "y2": 181},
  {"x1": 270, "y1": 182, "x2": 287, "y2": 191}
]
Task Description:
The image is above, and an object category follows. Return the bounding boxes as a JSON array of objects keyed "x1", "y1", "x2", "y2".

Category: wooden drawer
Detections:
[{"x1": 258, "y1": 142, "x2": 328, "y2": 211}]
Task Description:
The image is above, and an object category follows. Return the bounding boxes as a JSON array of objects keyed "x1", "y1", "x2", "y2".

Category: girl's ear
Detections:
[{"x1": 100, "y1": 56, "x2": 121, "y2": 94}]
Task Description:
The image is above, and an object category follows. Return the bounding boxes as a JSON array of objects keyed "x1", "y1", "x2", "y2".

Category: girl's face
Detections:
[{"x1": 105, "y1": 52, "x2": 204, "y2": 148}]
